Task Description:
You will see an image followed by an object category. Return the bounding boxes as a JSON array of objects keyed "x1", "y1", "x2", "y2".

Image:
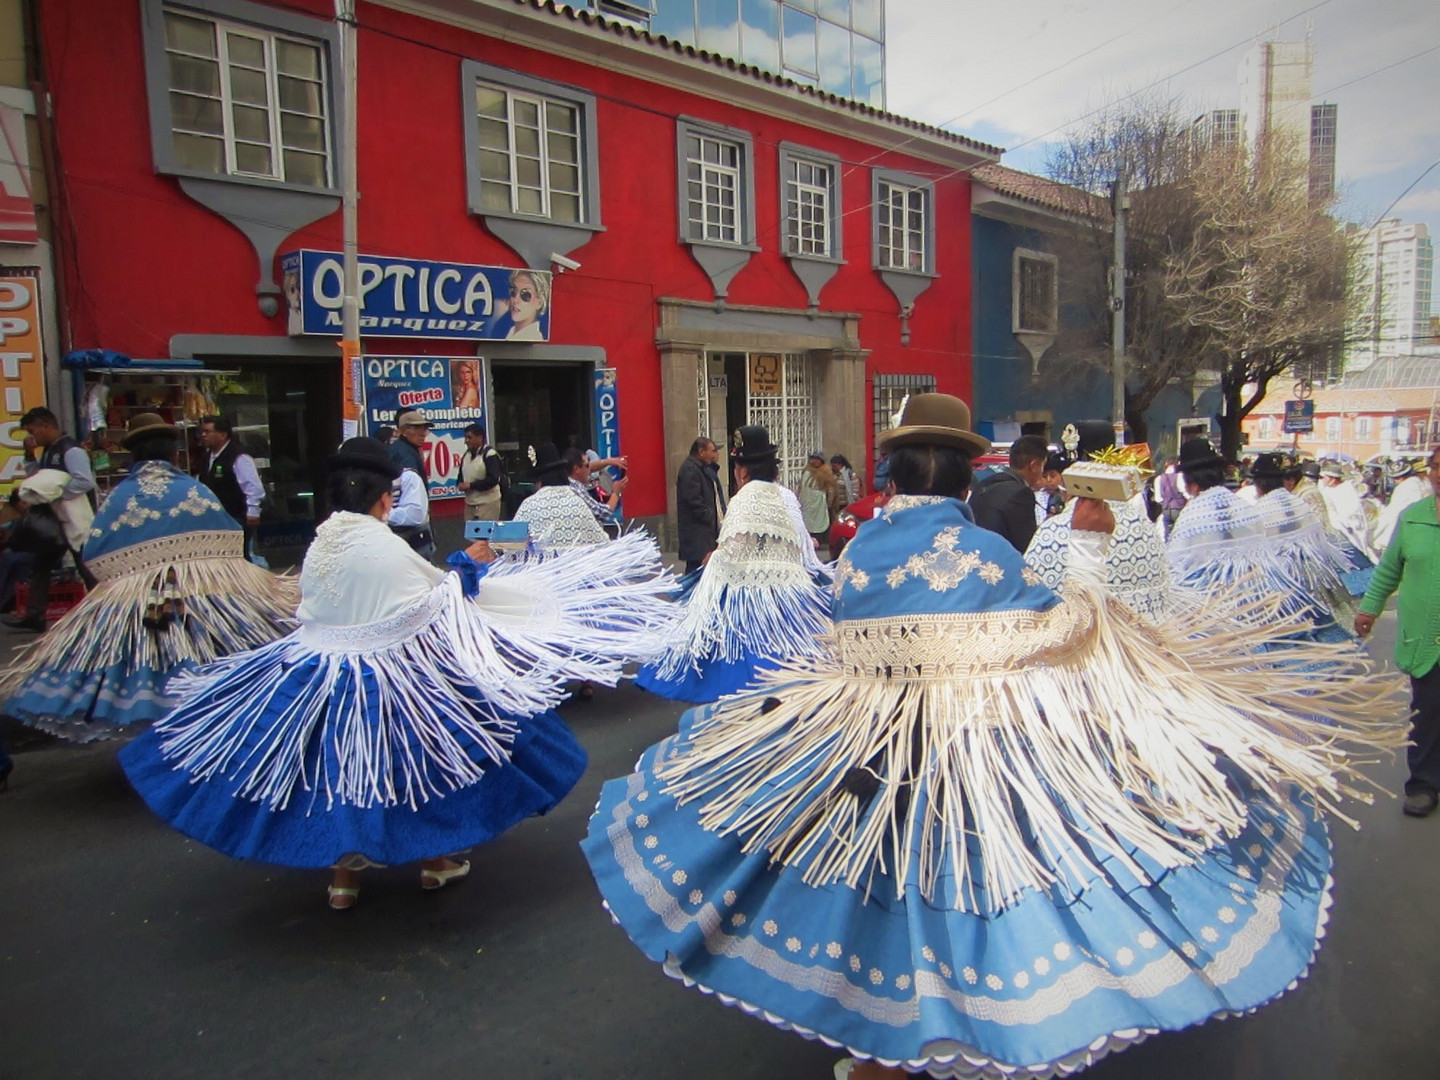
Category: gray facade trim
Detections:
[
  {"x1": 659, "y1": 298, "x2": 852, "y2": 343},
  {"x1": 460, "y1": 59, "x2": 605, "y2": 269},
  {"x1": 872, "y1": 167, "x2": 937, "y2": 344},
  {"x1": 172, "y1": 334, "x2": 607, "y2": 367},
  {"x1": 778, "y1": 141, "x2": 844, "y2": 310},
  {"x1": 479, "y1": 344, "x2": 607, "y2": 364},
  {"x1": 141, "y1": 0, "x2": 343, "y2": 315},
  {"x1": 676, "y1": 115, "x2": 758, "y2": 302},
  {"x1": 140, "y1": 0, "x2": 342, "y2": 193}
]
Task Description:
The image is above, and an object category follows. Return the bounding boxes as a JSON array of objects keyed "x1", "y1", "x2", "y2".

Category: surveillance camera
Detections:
[{"x1": 550, "y1": 253, "x2": 581, "y2": 273}]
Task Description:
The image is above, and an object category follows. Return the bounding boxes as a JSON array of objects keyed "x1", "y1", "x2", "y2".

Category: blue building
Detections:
[
  {"x1": 969, "y1": 164, "x2": 1219, "y2": 460},
  {"x1": 570, "y1": 0, "x2": 885, "y2": 107}
]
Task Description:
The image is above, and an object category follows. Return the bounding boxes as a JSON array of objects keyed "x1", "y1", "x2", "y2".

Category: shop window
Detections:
[
  {"x1": 1013, "y1": 249, "x2": 1058, "y2": 335},
  {"x1": 873, "y1": 171, "x2": 933, "y2": 274},
  {"x1": 873, "y1": 373, "x2": 937, "y2": 443},
  {"x1": 463, "y1": 62, "x2": 601, "y2": 228},
  {"x1": 152, "y1": 3, "x2": 333, "y2": 189}
]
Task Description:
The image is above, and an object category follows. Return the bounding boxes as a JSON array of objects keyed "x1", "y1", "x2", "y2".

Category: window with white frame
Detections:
[
  {"x1": 474, "y1": 86, "x2": 582, "y2": 221},
  {"x1": 876, "y1": 178, "x2": 927, "y2": 271},
  {"x1": 1259, "y1": 416, "x2": 1274, "y2": 441},
  {"x1": 780, "y1": 145, "x2": 840, "y2": 259},
  {"x1": 685, "y1": 132, "x2": 743, "y2": 243},
  {"x1": 872, "y1": 170, "x2": 935, "y2": 277},
  {"x1": 1014, "y1": 249, "x2": 1058, "y2": 334},
  {"x1": 1356, "y1": 415, "x2": 1373, "y2": 440},
  {"x1": 1325, "y1": 415, "x2": 1342, "y2": 441},
  {"x1": 162, "y1": 7, "x2": 330, "y2": 186}
]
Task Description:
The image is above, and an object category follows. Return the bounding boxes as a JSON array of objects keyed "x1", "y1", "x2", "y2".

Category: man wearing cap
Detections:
[
  {"x1": 968, "y1": 433, "x2": 1050, "y2": 553},
  {"x1": 390, "y1": 408, "x2": 430, "y2": 477},
  {"x1": 1357, "y1": 445, "x2": 1440, "y2": 817}
]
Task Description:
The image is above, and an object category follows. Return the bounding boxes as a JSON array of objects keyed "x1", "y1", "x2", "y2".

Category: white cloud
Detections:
[{"x1": 1394, "y1": 187, "x2": 1440, "y2": 216}]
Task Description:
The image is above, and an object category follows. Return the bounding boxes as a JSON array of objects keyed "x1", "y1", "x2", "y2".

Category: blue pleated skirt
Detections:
[{"x1": 583, "y1": 721, "x2": 1333, "y2": 1077}]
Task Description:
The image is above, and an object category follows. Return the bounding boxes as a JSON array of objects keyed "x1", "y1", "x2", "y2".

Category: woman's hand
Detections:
[
  {"x1": 1354, "y1": 612, "x2": 1377, "y2": 638},
  {"x1": 465, "y1": 539, "x2": 496, "y2": 564}
]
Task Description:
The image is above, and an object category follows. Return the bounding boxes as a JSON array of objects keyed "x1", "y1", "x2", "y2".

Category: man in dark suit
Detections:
[
  {"x1": 675, "y1": 437, "x2": 726, "y2": 572},
  {"x1": 969, "y1": 434, "x2": 1049, "y2": 552}
]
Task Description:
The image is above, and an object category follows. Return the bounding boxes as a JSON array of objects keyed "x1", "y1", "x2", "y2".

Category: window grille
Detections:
[
  {"x1": 685, "y1": 133, "x2": 742, "y2": 243},
  {"x1": 873, "y1": 373, "x2": 937, "y2": 443},
  {"x1": 785, "y1": 157, "x2": 832, "y2": 257},
  {"x1": 746, "y1": 353, "x2": 820, "y2": 489}
]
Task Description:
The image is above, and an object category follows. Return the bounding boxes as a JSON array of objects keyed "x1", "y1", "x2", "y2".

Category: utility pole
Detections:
[
  {"x1": 337, "y1": 0, "x2": 362, "y2": 439},
  {"x1": 1110, "y1": 172, "x2": 1128, "y2": 446}
]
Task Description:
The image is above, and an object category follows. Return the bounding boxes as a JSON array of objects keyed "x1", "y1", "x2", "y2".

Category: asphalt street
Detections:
[{"x1": 1, "y1": 614, "x2": 1436, "y2": 1080}]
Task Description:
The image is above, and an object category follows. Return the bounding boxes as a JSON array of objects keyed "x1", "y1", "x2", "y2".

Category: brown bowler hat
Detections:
[
  {"x1": 878, "y1": 393, "x2": 991, "y2": 458},
  {"x1": 121, "y1": 412, "x2": 181, "y2": 449}
]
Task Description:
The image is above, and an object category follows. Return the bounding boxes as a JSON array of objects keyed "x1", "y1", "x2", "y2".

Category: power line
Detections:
[
  {"x1": 1316, "y1": 44, "x2": 1440, "y2": 97},
  {"x1": 1368, "y1": 157, "x2": 1440, "y2": 231}
]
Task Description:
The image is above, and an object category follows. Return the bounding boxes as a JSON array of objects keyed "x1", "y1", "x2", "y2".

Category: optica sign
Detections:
[
  {"x1": 281, "y1": 250, "x2": 551, "y2": 341},
  {"x1": 0, "y1": 274, "x2": 46, "y2": 494}
]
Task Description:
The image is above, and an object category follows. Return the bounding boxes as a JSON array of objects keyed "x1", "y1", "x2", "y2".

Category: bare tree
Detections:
[
  {"x1": 1045, "y1": 94, "x2": 1212, "y2": 445},
  {"x1": 1161, "y1": 133, "x2": 1353, "y2": 458},
  {"x1": 1045, "y1": 97, "x2": 1356, "y2": 457}
]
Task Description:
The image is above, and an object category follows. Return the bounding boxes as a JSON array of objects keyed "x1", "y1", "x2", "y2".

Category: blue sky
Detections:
[{"x1": 886, "y1": 0, "x2": 1440, "y2": 309}]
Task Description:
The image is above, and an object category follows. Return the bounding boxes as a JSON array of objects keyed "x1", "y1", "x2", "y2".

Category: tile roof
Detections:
[
  {"x1": 517, "y1": 1, "x2": 1003, "y2": 159},
  {"x1": 972, "y1": 163, "x2": 1105, "y2": 218}
]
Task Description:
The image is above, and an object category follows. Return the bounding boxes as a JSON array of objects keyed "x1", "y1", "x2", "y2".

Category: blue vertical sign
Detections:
[{"x1": 593, "y1": 367, "x2": 620, "y2": 461}]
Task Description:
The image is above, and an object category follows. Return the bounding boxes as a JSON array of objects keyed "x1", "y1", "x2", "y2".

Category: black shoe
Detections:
[
  {"x1": 1, "y1": 615, "x2": 44, "y2": 632},
  {"x1": 1402, "y1": 790, "x2": 1438, "y2": 817}
]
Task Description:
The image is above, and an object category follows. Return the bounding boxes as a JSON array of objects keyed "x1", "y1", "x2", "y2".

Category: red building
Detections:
[{"x1": 36, "y1": 0, "x2": 993, "y2": 544}]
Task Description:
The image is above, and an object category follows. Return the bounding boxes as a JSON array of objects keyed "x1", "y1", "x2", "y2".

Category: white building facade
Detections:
[{"x1": 1348, "y1": 219, "x2": 1436, "y2": 372}]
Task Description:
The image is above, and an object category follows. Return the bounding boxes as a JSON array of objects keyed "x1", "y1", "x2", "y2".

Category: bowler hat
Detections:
[
  {"x1": 1319, "y1": 460, "x2": 1344, "y2": 479},
  {"x1": 877, "y1": 393, "x2": 992, "y2": 458},
  {"x1": 1250, "y1": 452, "x2": 1287, "y2": 482},
  {"x1": 328, "y1": 436, "x2": 401, "y2": 479},
  {"x1": 730, "y1": 426, "x2": 779, "y2": 466},
  {"x1": 1177, "y1": 438, "x2": 1224, "y2": 474},
  {"x1": 529, "y1": 442, "x2": 570, "y2": 481},
  {"x1": 121, "y1": 412, "x2": 181, "y2": 450}
]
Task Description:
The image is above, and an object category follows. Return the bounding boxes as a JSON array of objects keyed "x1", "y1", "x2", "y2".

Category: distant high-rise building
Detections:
[
  {"x1": 1309, "y1": 102, "x2": 1337, "y2": 200},
  {"x1": 1347, "y1": 219, "x2": 1435, "y2": 371},
  {"x1": 569, "y1": 1, "x2": 886, "y2": 108},
  {"x1": 1232, "y1": 39, "x2": 1338, "y2": 201}
]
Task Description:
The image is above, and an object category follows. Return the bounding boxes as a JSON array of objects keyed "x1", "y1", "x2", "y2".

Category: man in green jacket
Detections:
[{"x1": 1357, "y1": 447, "x2": 1440, "y2": 816}]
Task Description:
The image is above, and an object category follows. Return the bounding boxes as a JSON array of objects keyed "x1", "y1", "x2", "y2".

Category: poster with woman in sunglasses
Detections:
[{"x1": 486, "y1": 268, "x2": 551, "y2": 341}]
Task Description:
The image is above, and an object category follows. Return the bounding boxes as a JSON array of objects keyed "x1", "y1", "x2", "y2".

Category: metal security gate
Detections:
[{"x1": 746, "y1": 352, "x2": 819, "y2": 489}]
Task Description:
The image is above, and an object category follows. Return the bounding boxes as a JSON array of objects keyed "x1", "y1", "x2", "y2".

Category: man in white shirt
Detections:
[
  {"x1": 389, "y1": 466, "x2": 434, "y2": 560},
  {"x1": 198, "y1": 416, "x2": 265, "y2": 555}
]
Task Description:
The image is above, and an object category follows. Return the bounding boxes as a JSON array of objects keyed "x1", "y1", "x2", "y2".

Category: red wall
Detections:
[{"x1": 41, "y1": 0, "x2": 974, "y2": 517}]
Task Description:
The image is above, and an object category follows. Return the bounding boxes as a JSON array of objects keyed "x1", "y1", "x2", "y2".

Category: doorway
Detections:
[{"x1": 489, "y1": 360, "x2": 593, "y2": 480}]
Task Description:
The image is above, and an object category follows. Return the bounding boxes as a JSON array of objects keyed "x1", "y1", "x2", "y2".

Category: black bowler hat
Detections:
[
  {"x1": 731, "y1": 425, "x2": 779, "y2": 466},
  {"x1": 529, "y1": 442, "x2": 571, "y2": 481},
  {"x1": 1250, "y1": 452, "x2": 1287, "y2": 482},
  {"x1": 1177, "y1": 438, "x2": 1224, "y2": 474},
  {"x1": 328, "y1": 436, "x2": 401, "y2": 479}
]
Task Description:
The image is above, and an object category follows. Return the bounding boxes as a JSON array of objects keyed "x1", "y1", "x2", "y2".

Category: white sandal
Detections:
[{"x1": 420, "y1": 859, "x2": 471, "y2": 890}]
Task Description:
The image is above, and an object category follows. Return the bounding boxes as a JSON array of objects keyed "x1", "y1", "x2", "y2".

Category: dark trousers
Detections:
[
  {"x1": 684, "y1": 559, "x2": 703, "y2": 574},
  {"x1": 1407, "y1": 662, "x2": 1440, "y2": 795},
  {"x1": 25, "y1": 546, "x2": 97, "y2": 621},
  {"x1": 0, "y1": 549, "x2": 34, "y2": 611}
]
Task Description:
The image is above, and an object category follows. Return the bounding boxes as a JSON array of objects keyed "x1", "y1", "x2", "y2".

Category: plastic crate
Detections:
[{"x1": 13, "y1": 579, "x2": 88, "y2": 623}]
